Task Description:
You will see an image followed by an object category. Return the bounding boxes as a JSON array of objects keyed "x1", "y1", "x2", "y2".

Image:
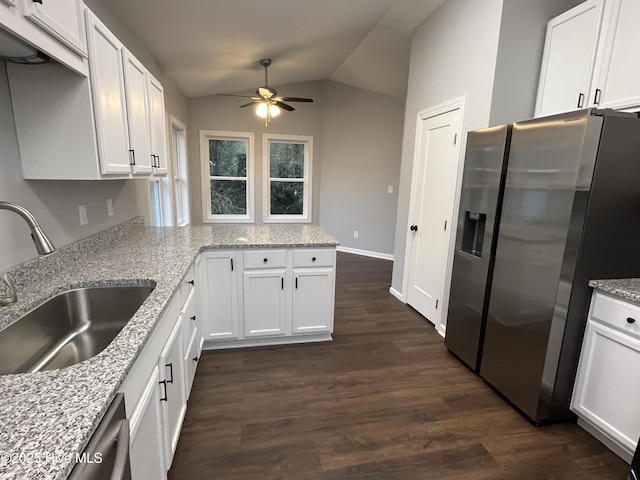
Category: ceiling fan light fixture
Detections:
[
  {"x1": 256, "y1": 102, "x2": 269, "y2": 118},
  {"x1": 256, "y1": 102, "x2": 281, "y2": 120}
]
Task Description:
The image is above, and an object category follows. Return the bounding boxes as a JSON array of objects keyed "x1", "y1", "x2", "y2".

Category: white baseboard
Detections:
[
  {"x1": 336, "y1": 246, "x2": 394, "y2": 261},
  {"x1": 389, "y1": 286, "x2": 406, "y2": 303}
]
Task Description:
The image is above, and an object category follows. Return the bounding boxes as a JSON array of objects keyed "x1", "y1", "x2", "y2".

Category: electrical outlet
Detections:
[
  {"x1": 79, "y1": 205, "x2": 88, "y2": 226},
  {"x1": 388, "y1": 185, "x2": 394, "y2": 194},
  {"x1": 107, "y1": 199, "x2": 114, "y2": 216},
  {"x1": 353, "y1": 230, "x2": 359, "y2": 239}
]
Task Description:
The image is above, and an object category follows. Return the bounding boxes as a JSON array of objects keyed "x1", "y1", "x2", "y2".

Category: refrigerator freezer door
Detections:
[
  {"x1": 445, "y1": 125, "x2": 511, "y2": 371},
  {"x1": 479, "y1": 110, "x2": 595, "y2": 422}
]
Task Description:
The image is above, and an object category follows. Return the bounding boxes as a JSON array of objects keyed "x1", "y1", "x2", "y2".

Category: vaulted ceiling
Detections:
[{"x1": 96, "y1": 0, "x2": 447, "y2": 99}]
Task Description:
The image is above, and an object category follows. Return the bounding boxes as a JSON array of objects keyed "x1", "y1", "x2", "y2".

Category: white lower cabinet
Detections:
[
  {"x1": 158, "y1": 316, "x2": 187, "y2": 469},
  {"x1": 200, "y1": 251, "x2": 240, "y2": 340},
  {"x1": 129, "y1": 366, "x2": 166, "y2": 480},
  {"x1": 201, "y1": 247, "x2": 336, "y2": 349},
  {"x1": 572, "y1": 291, "x2": 640, "y2": 462},
  {"x1": 292, "y1": 268, "x2": 335, "y2": 334},
  {"x1": 243, "y1": 269, "x2": 287, "y2": 337},
  {"x1": 120, "y1": 262, "x2": 201, "y2": 479}
]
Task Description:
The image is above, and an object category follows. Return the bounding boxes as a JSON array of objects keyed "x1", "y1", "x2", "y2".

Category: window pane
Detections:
[
  {"x1": 211, "y1": 180, "x2": 247, "y2": 215},
  {"x1": 271, "y1": 181, "x2": 303, "y2": 215},
  {"x1": 210, "y1": 139, "x2": 247, "y2": 177},
  {"x1": 269, "y1": 142, "x2": 304, "y2": 179}
]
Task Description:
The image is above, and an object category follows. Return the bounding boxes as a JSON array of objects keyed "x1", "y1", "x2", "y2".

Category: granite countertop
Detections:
[
  {"x1": 589, "y1": 278, "x2": 640, "y2": 303},
  {"x1": 0, "y1": 221, "x2": 338, "y2": 480}
]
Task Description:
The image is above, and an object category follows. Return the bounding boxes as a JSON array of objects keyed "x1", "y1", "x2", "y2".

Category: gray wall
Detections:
[
  {"x1": 489, "y1": 0, "x2": 575, "y2": 126},
  {"x1": 188, "y1": 80, "x2": 404, "y2": 256},
  {"x1": 319, "y1": 81, "x2": 403, "y2": 256},
  {"x1": 0, "y1": 62, "x2": 140, "y2": 271},
  {"x1": 390, "y1": 0, "x2": 575, "y2": 295},
  {"x1": 390, "y1": 0, "x2": 504, "y2": 293}
]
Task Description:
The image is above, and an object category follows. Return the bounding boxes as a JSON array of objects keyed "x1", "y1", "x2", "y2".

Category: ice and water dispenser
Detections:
[{"x1": 460, "y1": 211, "x2": 486, "y2": 257}]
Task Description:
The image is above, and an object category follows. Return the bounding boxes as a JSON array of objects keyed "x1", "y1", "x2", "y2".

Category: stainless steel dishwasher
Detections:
[{"x1": 68, "y1": 393, "x2": 131, "y2": 480}]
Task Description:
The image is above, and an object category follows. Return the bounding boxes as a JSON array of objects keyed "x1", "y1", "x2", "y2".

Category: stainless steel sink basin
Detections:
[{"x1": 0, "y1": 285, "x2": 154, "y2": 375}]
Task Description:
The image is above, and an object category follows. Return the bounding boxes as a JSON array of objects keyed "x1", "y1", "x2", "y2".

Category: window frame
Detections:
[
  {"x1": 200, "y1": 130, "x2": 254, "y2": 224},
  {"x1": 171, "y1": 116, "x2": 190, "y2": 226},
  {"x1": 262, "y1": 133, "x2": 313, "y2": 223}
]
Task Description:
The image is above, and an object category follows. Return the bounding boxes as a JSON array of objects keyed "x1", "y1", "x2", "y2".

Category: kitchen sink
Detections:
[{"x1": 0, "y1": 285, "x2": 154, "y2": 375}]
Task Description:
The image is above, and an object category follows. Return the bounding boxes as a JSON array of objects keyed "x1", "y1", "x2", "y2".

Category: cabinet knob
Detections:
[
  {"x1": 409, "y1": 225, "x2": 418, "y2": 232},
  {"x1": 33, "y1": 0, "x2": 43, "y2": 4},
  {"x1": 263, "y1": 258, "x2": 268, "y2": 263},
  {"x1": 627, "y1": 317, "x2": 636, "y2": 324},
  {"x1": 188, "y1": 280, "x2": 195, "y2": 286},
  {"x1": 312, "y1": 257, "x2": 316, "y2": 262},
  {"x1": 192, "y1": 356, "x2": 199, "y2": 362},
  {"x1": 191, "y1": 315, "x2": 196, "y2": 321}
]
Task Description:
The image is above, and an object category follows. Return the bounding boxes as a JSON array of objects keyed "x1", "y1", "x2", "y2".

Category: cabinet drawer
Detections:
[
  {"x1": 179, "y1": 265, "x2": 195, "y2": 305},
  {"x1": 243, "y1": 249, "x2": 287, "y2": 269},
  {"x1": 293, "y1": 248, "x2": 334, "y2": 268},
  {"x1": 591, "y1": 292, "x2": 640, "y2": 338}
]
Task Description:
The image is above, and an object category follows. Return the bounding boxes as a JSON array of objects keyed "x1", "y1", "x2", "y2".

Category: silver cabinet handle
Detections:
[{"x1": 111, "y1": 419, "x2": 130, "y2": 480}]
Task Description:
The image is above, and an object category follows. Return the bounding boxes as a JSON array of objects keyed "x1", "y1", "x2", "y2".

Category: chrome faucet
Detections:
[{"x1": 0, "y1": 202, "x2": 55, "y2": 306}]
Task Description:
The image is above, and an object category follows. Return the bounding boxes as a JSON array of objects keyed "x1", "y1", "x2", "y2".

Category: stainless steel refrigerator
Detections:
[
  {"x1": 479, "y1": 109, "x2": 640, "y2": 423},
  {"x1": 444, "y1": 125, "x2": 512, "y2": 371}
]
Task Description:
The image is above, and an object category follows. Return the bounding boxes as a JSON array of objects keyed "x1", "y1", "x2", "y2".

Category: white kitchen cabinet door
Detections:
[
  {"x1": 572, "y1": 319, "x2": 640, "y2": 458},
  {"x1": 123, "y1": 50, "x2": 153, "y2": 175},
  {"x1": 85, "y1": 12, "x2": 132, "y2": 175},
  {"x1": 590, "y1": 0, "x2": 640, "y2": 110},
  {"x1": 183, "y1": 328, "x2": 200, "y2": 399},
  {"x1": 535, "y1": 0, "x2": 605, "y2": 117},
  {"x1": 129, "y1": 366, "x2": 167, "y2": 480},
  {"x1": 22, "y1": 0, "x2": 86, "y2": 56},
  {"x1": 243, "y1": 270, "x2": 287, "y2": 337},
  {"x1": 158, "y1": 317, "x2": 186, "y2": 469},
  {"x1": 148, "y1": 73, "x2": 169, "y2": 175},
  {"x1": 292, "y1": 268, "x2": 334, "y2": 334},
  {"x1": 201, "y1": 252, "x2": 240, "y2": 340}
]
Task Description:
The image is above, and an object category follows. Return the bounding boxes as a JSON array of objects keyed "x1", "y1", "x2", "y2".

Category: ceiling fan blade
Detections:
[
  {"x1": 275, "y1": 101, "x2": 295, "y2": 112},
  {"x1": 240, "y1": 101, "x2": 259, "y2": 108},
  {"x1": 217, "y1": 93, "x2": 259, "y2": 99},
  {"x1": 280, "y1": 97, "x2": 314, "y2": 103}
]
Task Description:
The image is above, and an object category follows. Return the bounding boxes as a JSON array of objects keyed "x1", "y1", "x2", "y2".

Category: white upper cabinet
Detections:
[
  {"x1": 0, "y1": 0, "x2": 85, "y2": 73},
  {"x1": 590, "y1": 0, "x2": 640, "y2": 110},
  {"x1": 123, "y1": 50, "x2": 153, "y2": 175},
  {"x1": 9, "y1": 8, "x2": 169, "y2": 180},
  {"x1": 535, "y1": 0, "x2": 605, "y2": 117},
  {"x1": 21, "y1": 0, "x2": 87, "y2": 56},
  {"x1": 148, "y1": 74, "x2": 169, "y2": 175},
  {"x1": 85, "y1": 12, "x2": 132, "y2": 175}
]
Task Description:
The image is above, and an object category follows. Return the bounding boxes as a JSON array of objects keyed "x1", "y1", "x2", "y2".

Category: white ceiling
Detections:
[{"x1": 98, "y1": 0, "x2": 447, "y2": 99}]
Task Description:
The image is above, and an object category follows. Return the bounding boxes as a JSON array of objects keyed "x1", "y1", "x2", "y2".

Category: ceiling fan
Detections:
[{"x1": 218, "y1": 58, "x2": 314, "y2": 125}]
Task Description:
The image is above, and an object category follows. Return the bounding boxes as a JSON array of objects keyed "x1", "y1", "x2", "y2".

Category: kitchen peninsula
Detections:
[{"x1": 0, "y1": 219, "x2": 338, "y2": 480}]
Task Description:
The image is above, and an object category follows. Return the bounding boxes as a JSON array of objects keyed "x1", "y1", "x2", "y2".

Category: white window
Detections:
[
  {"x1": 200, "y1": 130, "x2": 254, "y2": 223},
  {"x1": 263, "y1": 134, "x2": 312, "y2": 223},
  {"x1": 171, "y1": 117, "x2": 190, "y2": 226}
]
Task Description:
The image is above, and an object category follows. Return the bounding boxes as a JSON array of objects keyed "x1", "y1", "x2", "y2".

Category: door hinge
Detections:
[{"x1": 453, "y1": 133, "x2": 457, "y2": 145}]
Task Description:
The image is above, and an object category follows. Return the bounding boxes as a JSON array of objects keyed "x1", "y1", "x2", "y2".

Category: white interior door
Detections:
[{"x1": 406, "y1": 108, "x2": 462, "y2": 326}]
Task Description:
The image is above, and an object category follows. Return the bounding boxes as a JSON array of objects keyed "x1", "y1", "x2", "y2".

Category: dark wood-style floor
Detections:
[{"x1": 169, "y1": 252, "x2": 629, "y2": 479}]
